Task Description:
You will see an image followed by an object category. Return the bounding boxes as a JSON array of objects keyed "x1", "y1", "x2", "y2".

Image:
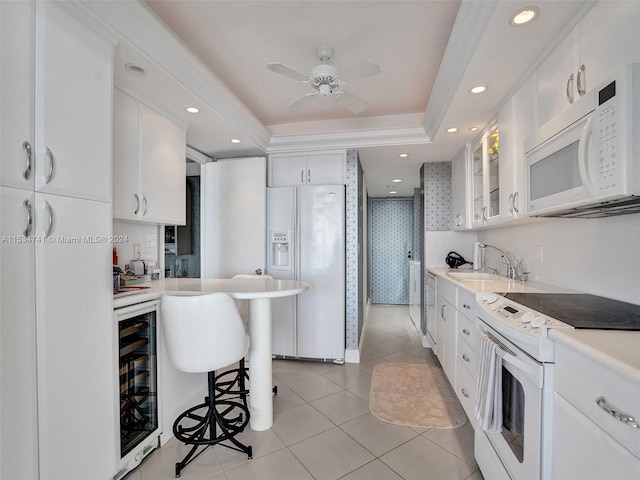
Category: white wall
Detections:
[
  {"x1": 477, "y1": 214, "x2": 640, "y2": 304},
  {"x1": 113, "y1": 220, "x2": 160, "y2": 271},
  {"x1": 425, "y1": 231, "x2": 478, "y2": 268}
]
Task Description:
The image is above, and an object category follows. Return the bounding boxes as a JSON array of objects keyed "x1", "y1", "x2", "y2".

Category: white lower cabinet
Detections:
[
  {"x1": 552, "y1": 393, "x2": 640, "y2": 480},
  {"x1": 435, "y1": 293, "x2": 456, "y2": 385},
  {"x1": 0, "y1": 187, "x2": 38, "y2": 480},
  {"x1": 34, "y1": 194, "x2": 116, "y2": 480}
]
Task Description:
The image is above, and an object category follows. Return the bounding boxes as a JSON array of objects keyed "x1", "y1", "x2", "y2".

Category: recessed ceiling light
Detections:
[
  {"x1": 230, "y1": 138, "x2": 241, "y2": 144},
  {"x1": 510, "y1": 7, "x2": 539, "y2": 26},
  {"x1": 391, "y1": 178, "x2": 402, "y2": 183},
  {"x1": 389, "y1": 190, "x2": 398, "y2": 194},
  {"x1": 185, "y1": 107, "x2": 200, "y2": 114},
  {"x1": 399, "y1": 153, "x2": 409, "y2": 158},
  {"x1": 469, "y1": 84, "x2": 487, "y2": 94},
  {"x1": 446, "y1": 127, "x2": 459, "y2": 133},
  {"x1": 124, "y1": 63, "x2": 146, "y2": 76},
  {"x1": 469, "y1": 126, "x2": 479, "y2": 132}
]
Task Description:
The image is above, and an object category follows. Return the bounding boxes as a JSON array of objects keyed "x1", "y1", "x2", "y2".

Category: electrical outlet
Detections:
[
  {"x1": 533, "y1": 245, "x2": 543, "y2": 264},
  {"x1": 133, "y1": 243, "x2": 142, "y2": 259}
]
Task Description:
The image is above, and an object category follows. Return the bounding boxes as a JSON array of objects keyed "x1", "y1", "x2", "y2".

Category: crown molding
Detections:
[
  {"x1": 81, "y1": 0, "x2": 272, "y2": 152},
  {"x1": 422, "y1": 0, "x2": 499, "y2": 141},
  {"x1": 268, "y1": 126, "x2": 430, "y2": 153}
]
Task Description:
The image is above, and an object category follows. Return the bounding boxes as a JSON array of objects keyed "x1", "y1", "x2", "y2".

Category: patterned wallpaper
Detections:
[
  {"x1": 345, "y1": 149, "x2": 358, "y2": 352},
  {"x1": 423, "y1": 162, "x2": 451, "y2": 231},
  {"x1": 369, "y1": 197, "x2": 413, "y2": 305}
]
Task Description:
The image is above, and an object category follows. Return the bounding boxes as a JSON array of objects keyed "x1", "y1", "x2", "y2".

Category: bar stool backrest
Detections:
[{"x1": 161, "y1": 293, "x2": 248, "y2": 374}]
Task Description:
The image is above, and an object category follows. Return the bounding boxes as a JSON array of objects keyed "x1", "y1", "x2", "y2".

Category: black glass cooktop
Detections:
[{"x1": 502, "y1": 293, "x2": 640, "y2": 330}]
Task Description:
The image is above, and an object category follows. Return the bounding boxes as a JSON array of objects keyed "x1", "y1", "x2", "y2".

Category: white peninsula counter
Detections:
[{"x1": 114, "y1": 277, "x2": 308, "y2": 431}]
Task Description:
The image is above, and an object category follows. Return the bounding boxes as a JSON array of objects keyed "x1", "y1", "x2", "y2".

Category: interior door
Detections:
[
  {"x1": 370, "y1": 197, "x2": 413, "y2": 304},
  {"x1": 201, "y1": 157, "x2": 266, "y2": 277}
]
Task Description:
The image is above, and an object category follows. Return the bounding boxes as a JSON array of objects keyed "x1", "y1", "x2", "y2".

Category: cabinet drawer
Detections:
[
  {"x1": 457, "y1": 287, "x2": 476, "y2": 317},
  {"x1": 457, "y1": 334, "x2": 477, "y2": 377},
  {"x1": 456, "y1": 357, "x2": 476, "y2": 423},
  {"x1": 555, "y1": 345, "x2": 640, "y2": 459},
  {"x1": 457, "y1": 312, "x2": 477, "y2": 350},
  {"x1": 436, "y1": 277, "x2": 457, "y2": 304}
]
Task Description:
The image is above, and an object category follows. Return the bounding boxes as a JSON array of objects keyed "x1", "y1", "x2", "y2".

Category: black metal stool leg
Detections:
[{"x1": 173, "y1": 370, "x2": 252, "y2": 477}]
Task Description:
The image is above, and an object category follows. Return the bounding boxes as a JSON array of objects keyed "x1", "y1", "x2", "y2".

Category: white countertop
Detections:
[
  {"x1": 550, "y1": 329, "x2": 640, "y2": 386},
  {"x1": 427, "y1": 267, "x2": 559, "y2": 294},
  {"x1": 429, "y1": 267, "x2": 640, "y2": 389},
  {"x1": 113, "y1": 277, "x2": 308, "y2": 309}
]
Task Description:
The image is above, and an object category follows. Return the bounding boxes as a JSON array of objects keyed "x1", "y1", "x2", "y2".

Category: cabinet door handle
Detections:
[
  {"x1": 513, "y1": 191, "x2": 520, "y2": 214},
  {"x1": 44, "y1": 201, "x2": 53, "y2": 238},
  {"x1": 461, "y1": 388, "x2": 470, "y2": 399},
  {"x1": 300, "y1": 169, "x2": 304, "y2": 184},
  {"x1": 45, "y1": 147, "x2": 54, "y2": 184},
  {"x1": 307, "y1": 169, "x2": 311, "y2": 183},
  {"x1": 134, "y1": 194, "x2": 140, "y2": 215},
  {"x1": 23, "y1": 199, "x2": 33, "y2": 237},
  {"x1": 481, "y1": 206, "x2": 488, "y2": 223},
  {"x1": 577, "y1": 64, "x2": 586, "y2": 97},
  {"x1": 441, "y1": 304, "x2": 447, "y2": 321},
  {"x1": 462, "y1": 328, "x2": 471, "y2": 336},
  {"x1": 462, "y1": 353, "x2": 470, "y2": 363},
  {"x1": 23, "y1": 141, "x2": 33, "y2": 180},
  {"x1": 463, "y1": 303, "x2": 471, "y2": 310},
  {"x1": 566, "y1": 73, "x2": 575, "y2": 104},
  {"x1": 454, "y1": 213, "x2": 462, "y2": 227},
  {"x1": 142, "y1": 195, "x2": 148, "y2": 216},
  {"x1": 596, "y1": 397, "x2": 639, "y2": 429},
  {"x1": 508, "y1": 193, "x2": 514, "y2": 215}
]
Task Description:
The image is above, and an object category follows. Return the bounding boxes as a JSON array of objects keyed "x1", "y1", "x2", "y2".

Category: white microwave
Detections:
[{"x1": 524, "y1": 63, "x2": 640, "y2": 218}]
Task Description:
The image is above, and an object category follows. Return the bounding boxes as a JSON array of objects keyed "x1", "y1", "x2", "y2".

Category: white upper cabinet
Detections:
[
  {"x1": 578, "y1": 1, "x2": 640, "y2": 90},
  {"x1": 268, "y1": 151, "x2": 346, "y2": 187},
  {"x1": 537, "y1": 27, "x2": 580, "y2": 127},
  {"x1": 34, "y1": 1, "x2": 113, "y2": 202},
  {"x1": 471, "y1": 127, "x2": 500, "y2": 227},
  {"x1": 537, "y1": 1, "x2": 640, "y2": 128},
  {"x1": 498, "y1": 75, "x2": 535, "y2": 221},
  {"x1": 451, "y1": 146, "x2": 469, "y2": 230},
  {"x1": 113, "y1": 88, "x2": 186, "y2": 224},
  {"x1": 0, "y1": 1, "x2": 35, "y2": 191}
]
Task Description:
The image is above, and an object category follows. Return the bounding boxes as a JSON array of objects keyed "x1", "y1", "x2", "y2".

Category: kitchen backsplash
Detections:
[
  {"x1": 112, "y1": 221, "x2": 160, "y2": 270},
  {"x1": 423, "y1": 162, "x2": 451, "y2": 231},
  {"x1": 477, "y1": 214, "x2": 640, "y2": 304}
]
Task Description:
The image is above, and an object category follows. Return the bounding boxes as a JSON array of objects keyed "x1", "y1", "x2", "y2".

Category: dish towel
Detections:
[{"x1": 475, "y1": 333, "x2": 503, "y2": 432}]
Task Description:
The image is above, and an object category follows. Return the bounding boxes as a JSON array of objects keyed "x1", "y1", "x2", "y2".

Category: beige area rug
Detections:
[{"x1": 369, "y1": 363, "x2": 467, "y2": 429}]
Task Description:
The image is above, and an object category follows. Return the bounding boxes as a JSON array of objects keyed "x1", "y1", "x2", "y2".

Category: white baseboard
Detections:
[{"x1": 344, "y1": 348, "x2": 360, "y2": 363}]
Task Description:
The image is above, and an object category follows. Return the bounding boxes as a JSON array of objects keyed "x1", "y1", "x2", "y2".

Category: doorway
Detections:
[{"x1": 370, "y1": 197, "x2": 413, "y2": 304}]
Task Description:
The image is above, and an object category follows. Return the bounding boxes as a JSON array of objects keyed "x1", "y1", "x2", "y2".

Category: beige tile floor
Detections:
[{"x1": 126, "y1": 305, "x2": 484, "y2": 480}]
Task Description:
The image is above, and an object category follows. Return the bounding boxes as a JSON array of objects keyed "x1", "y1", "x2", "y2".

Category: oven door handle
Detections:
[{"x1": 494, "y1": 345, "x2": 543, "y2": 388}]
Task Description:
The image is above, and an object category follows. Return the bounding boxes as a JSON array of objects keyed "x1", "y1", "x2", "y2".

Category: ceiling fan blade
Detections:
[
  {"x1": 284, "y1": 92, "x2": 318, "y2": 112},
  {"x1": 338, "y1": 60, "x2": 380, "y2": 84},
  {"x1": 267, "y1": 62, "x2": 310, "y2": 82},
  {"x1": 334, "y1": 91, "x2": 368, "y2": 114}
]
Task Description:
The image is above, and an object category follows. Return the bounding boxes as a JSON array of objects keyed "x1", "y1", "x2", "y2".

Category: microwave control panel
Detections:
[{"x1": 595, "y1": 79, "x2": 620, "y2": 192}]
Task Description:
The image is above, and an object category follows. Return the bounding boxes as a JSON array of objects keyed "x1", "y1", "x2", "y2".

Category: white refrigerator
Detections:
[{"x1": 267, "y1": 185, "x2": 345, "y2": 362}]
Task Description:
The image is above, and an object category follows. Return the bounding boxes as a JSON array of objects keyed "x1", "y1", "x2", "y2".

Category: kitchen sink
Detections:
[{"x1": 447, "y1": 272, "x2": 500, "y2": 281}]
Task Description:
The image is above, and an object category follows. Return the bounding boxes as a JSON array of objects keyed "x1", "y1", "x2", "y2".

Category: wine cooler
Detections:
[{"x1": 114, "y1": 300, "x2": 161, "y2": 480}]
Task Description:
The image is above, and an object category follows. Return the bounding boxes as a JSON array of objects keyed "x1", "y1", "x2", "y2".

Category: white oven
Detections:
[
  {"x1": 474, "y1": 293, "x2": 572, "y2": 480},
  {"x1": 474, "y1": 322, "x2": 553, "y2": 480}
]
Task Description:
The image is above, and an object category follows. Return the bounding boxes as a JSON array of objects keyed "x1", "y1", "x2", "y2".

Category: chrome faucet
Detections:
[{"x1": 478, "y1": 243, "x2": 520, "y2": 280}]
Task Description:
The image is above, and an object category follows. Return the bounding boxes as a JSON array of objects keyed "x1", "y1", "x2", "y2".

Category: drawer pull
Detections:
[
  {"x1": 596, "y1": 397, "x2": 639, "y2": 429},
  {"x1": 463, "y1": 303, "x2": 471, "y2": 310},
  {"x1": 462, "y1": 328, "x2": 471, "y2": 336},
  {"x1": 461, "y1": 388, "x2": 470, "y2": 399},
  {"x1": 462, "y1": 353, "x2": 470, "y2": 363}
]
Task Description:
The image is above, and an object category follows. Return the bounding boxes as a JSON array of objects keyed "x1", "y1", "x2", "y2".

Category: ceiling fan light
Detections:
[{"x1": 318, "y1": 83, "x2": 332, "y2": 96}]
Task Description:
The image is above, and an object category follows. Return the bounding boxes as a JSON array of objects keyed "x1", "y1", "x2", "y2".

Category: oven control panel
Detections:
[{"x1": 477, "y1": 293, "x2": 571, "y2": 337}]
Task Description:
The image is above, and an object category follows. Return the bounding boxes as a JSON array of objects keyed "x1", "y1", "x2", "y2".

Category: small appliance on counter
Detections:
[{"x1": 445, "y1": 251, "x2": 473, "y2": 269}]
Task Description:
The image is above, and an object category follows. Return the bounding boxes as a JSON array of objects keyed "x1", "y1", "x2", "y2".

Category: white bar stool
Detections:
[{"x1": 161, "y1": 293, "x2": 252, "y2": 477}]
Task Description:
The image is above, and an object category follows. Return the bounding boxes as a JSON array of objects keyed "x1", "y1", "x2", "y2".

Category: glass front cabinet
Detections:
[{"x1": 471, "y1": 127, "x2": 500, "y2": 226}]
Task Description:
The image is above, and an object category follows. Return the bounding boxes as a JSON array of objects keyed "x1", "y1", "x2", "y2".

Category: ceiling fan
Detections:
[{"x1": 267, "y1": 44, "x2": 380, "y2": 114}]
